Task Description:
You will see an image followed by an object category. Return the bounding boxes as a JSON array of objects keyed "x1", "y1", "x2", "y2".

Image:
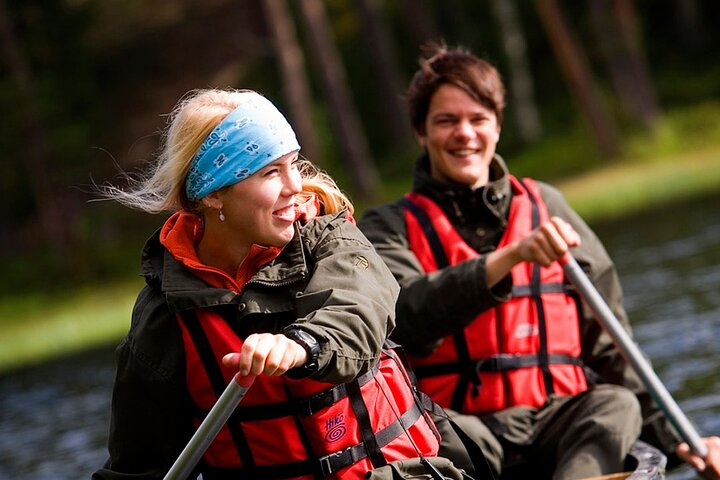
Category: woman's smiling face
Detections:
[{"x1": 217, "y1": 151, "x2": 302, "y2": 249}]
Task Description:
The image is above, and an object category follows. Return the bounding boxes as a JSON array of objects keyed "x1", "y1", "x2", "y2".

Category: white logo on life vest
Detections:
[{"x1": 513, "y1": 323, "x2": 538, "y2": 338}]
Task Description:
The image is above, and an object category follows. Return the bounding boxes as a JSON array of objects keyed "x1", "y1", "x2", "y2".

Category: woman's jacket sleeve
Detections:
[
  {"x1": 92, "y1": 286, "x2": 195, "y2": 480},
  {"x1": 292, "y1": 215, "x2": 400, "y2": 384}
]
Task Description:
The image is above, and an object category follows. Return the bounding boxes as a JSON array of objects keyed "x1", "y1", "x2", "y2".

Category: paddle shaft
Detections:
[
  {"x1": 163, "y1": 374, "x2": 252, "y2": 480},
  {"x1": 561, "y1": 254, "x2": 707, "y2": 458}
]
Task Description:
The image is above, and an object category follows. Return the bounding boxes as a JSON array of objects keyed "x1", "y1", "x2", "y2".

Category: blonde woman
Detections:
[{"x1": 92, "y1": 89, "x2": 448, "y2": 479}]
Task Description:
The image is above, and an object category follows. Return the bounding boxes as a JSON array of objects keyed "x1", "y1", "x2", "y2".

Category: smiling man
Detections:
[
  {"x1": 418, "y1": 82, "x2": 500, "y2": 189},
  {"x1": 358, "y1": 44, "x2": 720, "y2": 480}
]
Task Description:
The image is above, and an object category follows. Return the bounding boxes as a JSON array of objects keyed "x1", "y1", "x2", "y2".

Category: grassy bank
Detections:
[
  {"x1": 2, "y1": 106, "x2": 720, "y2": 375},
  {"x1": 558, "y1": 145, "x2": 720, "y2": 221},
  {"x1": 0, "y1": 280, "x2": 142, "y2": 373}
]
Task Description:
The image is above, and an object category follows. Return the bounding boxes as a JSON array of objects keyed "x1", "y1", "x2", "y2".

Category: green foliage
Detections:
[
  {"x1": 505, "y1": 122, "x2": 604, "y2": 183},
  {"x1": 0, "y1": 200, "x2": 156, "y2": 296},
  {"x1": 625, "y1": 100, "x2": 720, "y2": 160},
  {"x1": 556, "y1": 101, "x2": 720, "y2": 222}
]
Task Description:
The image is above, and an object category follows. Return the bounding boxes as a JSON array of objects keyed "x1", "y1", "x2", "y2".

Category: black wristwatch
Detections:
[{"x1": 284, "y1": 329, "x2": 320, "y2": 378}]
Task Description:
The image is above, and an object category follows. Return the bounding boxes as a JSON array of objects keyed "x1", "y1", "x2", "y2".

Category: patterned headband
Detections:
[{"x1": 185, "y1": 92, "x2": 300, "y2": 202}]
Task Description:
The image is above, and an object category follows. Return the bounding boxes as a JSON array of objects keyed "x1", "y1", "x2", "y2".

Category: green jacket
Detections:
[
  {"x1": 93, "y1": 212, "x2": 400, "y2": 479},
  {"x1": 358, "y1": 154, "x2": 682, "y2": 466}
]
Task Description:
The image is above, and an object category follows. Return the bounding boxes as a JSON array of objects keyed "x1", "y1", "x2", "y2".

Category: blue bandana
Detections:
[{"x1": 185, "y1": 93, "x2": 300, "y2": 202}]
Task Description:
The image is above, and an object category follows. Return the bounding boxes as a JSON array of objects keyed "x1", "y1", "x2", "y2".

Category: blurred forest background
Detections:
[{"x1": 1, "y1": 0, "x2": 720, "y2": 298}]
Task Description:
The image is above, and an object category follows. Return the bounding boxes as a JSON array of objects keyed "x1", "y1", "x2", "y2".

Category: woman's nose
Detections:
[{"x1": 283, "y1": 169, "x2": 302, "y2": 195}]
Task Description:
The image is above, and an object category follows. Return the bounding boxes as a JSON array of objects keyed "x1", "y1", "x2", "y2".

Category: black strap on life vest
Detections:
[
  {"x1": 400, "y1": 197, "x2": 450, "y2": 268},
  {"x1": 516, "y1": 178, "x2": 555, "y2": 398},
  {"x1": 198, "y1": 362, "x2": 381, "y2": 423},
  {"x1": 511, "y1": 283, "x2": 568, "y2": 297},
  {"x1": 179, "y1": 310, "x2": 255, "y2": 468},
  {"x1": 400, "y1": 196, "x2": 481, "y2": 413},
  {"x1": 200, "y1": 402, "x2": 427, "y2": 479},
  {"x1": 478, "y1": 353, "x2": 583, "y2": 372},
  {"x1": 347, "y1": 377, "x2": 387, "y2": 469},
  {"x1": 180, "y1": 312, "x2": 432, "y2": 479},
  {"x1": 384, "y1": 342, "x2": 496, "y2": 480},
  {"x1": 282, "y1": 382, "x2": 322, "y2": 480},
  {"x1": 411, "y1": 353, "x2": 584, "y2": 379}
]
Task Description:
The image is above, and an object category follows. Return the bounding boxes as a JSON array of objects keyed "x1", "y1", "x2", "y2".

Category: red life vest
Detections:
[
  {"x1": 401, "y1": 176, "x2": 588, "y2": 415},
  {"x1": 176, "y1": 308, "x2": 440, "y2": 480}
]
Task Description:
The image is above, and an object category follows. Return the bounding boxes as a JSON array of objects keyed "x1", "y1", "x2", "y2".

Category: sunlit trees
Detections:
[
  {"x1": 296, "y1": 0, "x2": 378, "y2": 197},
  {"x1": 261, "y1": 0, "x2": 321, "y2": 163},
  {"x1": 535, "y1": 0, "x2": 620, "y2": 156}
]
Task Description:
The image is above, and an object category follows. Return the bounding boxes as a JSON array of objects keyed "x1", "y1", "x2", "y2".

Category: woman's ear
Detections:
[{"x1": 201, "y1": 191, "x2": 223, "y2": 211}]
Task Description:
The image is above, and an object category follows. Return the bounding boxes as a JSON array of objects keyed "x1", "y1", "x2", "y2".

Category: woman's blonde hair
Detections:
[
  {"x1": 99, "y1": 88, "x2": 353, "y2": 216},
  {"x1": 298, "y1": 159, "x2": 354, "y2": 217}
]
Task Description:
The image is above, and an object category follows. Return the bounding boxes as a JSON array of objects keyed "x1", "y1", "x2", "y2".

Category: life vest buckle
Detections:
[
  {"x1": 318, "y1": 444, "x2": 366, "y2": 476},
  {"x1": 318, "y1": 454, "x2": 335, "y2": 476},
  {"x1": 318, "y1": 450, "x2": 345, "y2": 476}
]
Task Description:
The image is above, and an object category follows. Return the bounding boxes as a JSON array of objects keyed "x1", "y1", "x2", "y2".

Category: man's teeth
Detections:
[{"x1": 453, "y1": 149, "x2": 476, "y2": 155}]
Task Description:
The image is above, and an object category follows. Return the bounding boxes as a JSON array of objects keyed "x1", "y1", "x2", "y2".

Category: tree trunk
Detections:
[
  {"x1": 296, "y1": 0, "x2": 378, "y2": 197},
  {"x1": 355, "y1": 0, "x2": 413, "y2": 146},
  {"x1": 400, "y1": 0, "x2": 439, "y2": 48},
  {"x1": 672, "y1": 0, "x2": 704, "y2": 48},
  {"x1": 534, "y1": 0, "x2": 619, "y2": 157},
  {"x1": 589, "y1": 0, "x2": 661, "y2": 129},
  {"x1": 489, "y1": 0, "x2": 543, "y2": 142},
  {"x1": 0, "y1": 0, "x2": 68, "y2": 249},
  {"x1": 260, "y1": 0, "x2": 321, "y2": 164}
]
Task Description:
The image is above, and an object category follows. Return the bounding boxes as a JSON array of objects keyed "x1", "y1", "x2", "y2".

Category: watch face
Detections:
[
  {"x1": 287, "y1": 330, "x2": 320, "y2": 361},
  {"x1": 284, "y1": 330, "x2": 321, "y2": 378}
]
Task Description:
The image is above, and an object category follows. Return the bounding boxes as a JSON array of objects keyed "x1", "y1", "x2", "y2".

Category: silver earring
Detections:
[{"x1": 218, "y1": 209, "x2": 225, "y2": 222}]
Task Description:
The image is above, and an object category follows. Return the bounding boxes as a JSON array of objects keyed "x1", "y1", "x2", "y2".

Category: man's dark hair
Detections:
[{"x1": 406, "y1": 43, "x2": 506, "y2": 134}]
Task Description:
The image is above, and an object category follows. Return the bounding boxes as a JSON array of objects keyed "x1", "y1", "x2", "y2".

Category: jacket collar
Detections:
[
  {"x1": 412, "y1": 152, "x2": 513, "y2": 224},
  {"x1": 140, "y1": 222, "x2": 309, "y2": 312}
]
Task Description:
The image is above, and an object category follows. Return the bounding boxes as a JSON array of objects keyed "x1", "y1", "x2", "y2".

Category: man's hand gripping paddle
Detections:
[{"x1": 560, "y1": 252, "x2": 707, "y2": 459}]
